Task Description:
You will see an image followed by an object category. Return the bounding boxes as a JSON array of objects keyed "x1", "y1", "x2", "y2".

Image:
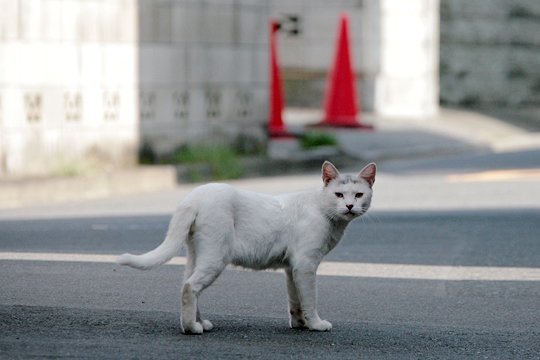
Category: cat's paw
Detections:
[
  {"x1": 201, "y1": 319, "x2": 214, "y2": 332},
  {"x1": 308, "y1": 319, "x2": 332, "y2": 332},
  {"x1": 182, "y1": 321, "x2": 204, "y2": 335},
  {"x1": 290, "y1": 317, "x2": 308, "y2": 329}
]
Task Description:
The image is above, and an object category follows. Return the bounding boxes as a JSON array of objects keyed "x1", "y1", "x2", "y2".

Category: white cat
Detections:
[{"x1": 117, "y1": 161, "x2": 376, "y2": 334}]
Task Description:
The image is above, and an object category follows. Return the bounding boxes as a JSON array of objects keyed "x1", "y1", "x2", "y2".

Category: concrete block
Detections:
[
  {"x1": 101, "y1": 44, "x2": 137, "y2": 86},
  {"x1": 302, "y1": 8, "x2": 344, "y2": 42},
  {"x1": 138, "y1": 1, "x2": 172, "y2": 43},
  {"x1": 40, "y1": 88, "x2": 63, "y2": 127},
  {"x1": 0, "y1": 89, "x2": 25, "y2": 127},
  {"x1": 81, "y1": 87, "x2": 102, "y2": 126},
  {"x1": 156, "y1": 2, "x2": 173, "y2": 43},
  {"x1": 78, "y1": 2, "x2": 101, "y2": 42},
  {"x1": 207, "y1": 47, "x2": 237, "y2": 83},
  {"x1": 279, "y1": 40, "x2": 306, "y2": 69},
  {"x1": 186, "y1": 47, "x2": 210, "y2": 84},
  {"x1": 16, "y1": 44, "x2": 46, "y2": 86},
  {"x1": 0, "y1": 0, "x2": 19, "y2": 40},
  {"x1": 249, "y1": 86, "x2": 268, "y2": 122},
  {"x1": 80, "y1": 44, "x2": 106, "y2": 86},
  {"x1": 18, "y1": 0, "x2": 43, "y2": 40},
  {"x1": 206, "y1": 5, "x2": 236, "y2": 43},
  {"x1": 171, "y1": 4, "x2": 202, "y2": 43},
  {"x1": 41, "y1": 44, "x2": 80, "y2": 86},
  {"x1": 139, "y1": 45, "x2": 178, "y2": 85},
  {"x1": 166, "y1": 48, "x2": 189, "y2": 84},
  {"x1": 39, "y1": 0, "x2": 63, "y2": 41},
  {"x1": 60, "y1": 0, "x2": 80, "y2": 41},
  {"x1": 237, "y1": 7, "x2": 268, "y2": 45},
  {"x1": 252, "y1": 47, "x2": 270, "y2": 84},
  {"x1": 303, "y1": 42, "x2": 333, "y2": 70},
  {"x1": 187, "y1": 88, "x2": 207, "y2": 129},
  {"x1": 94, "y1": 0, "x2": 137, "y2": 43},
  {"x1": 233, "y1": 48, "x2": 255, "y2": 84}
]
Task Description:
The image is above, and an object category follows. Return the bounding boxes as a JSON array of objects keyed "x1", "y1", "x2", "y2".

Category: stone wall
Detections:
[{"x1": 440, "y1": 0, "x2": 540, "y2": 106}]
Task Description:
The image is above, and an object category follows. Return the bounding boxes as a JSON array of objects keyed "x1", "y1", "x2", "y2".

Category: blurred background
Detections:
[{"x1": 0, "y1": 0, "x2": 538, "y2": 180}]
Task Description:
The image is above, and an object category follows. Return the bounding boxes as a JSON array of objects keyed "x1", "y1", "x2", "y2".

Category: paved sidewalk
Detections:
[{"x1": 286, "y1": 107, "x2": 540, "y2": 161}]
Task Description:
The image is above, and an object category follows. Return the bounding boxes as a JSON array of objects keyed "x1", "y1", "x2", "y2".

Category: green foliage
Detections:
[
  {"x1": 55, "y1": 163, "x2": 85, "y2": 177},
  {"x1": 300, "y1": 132, "x2": 338, "y2": 149},
  {"x1": 171, "y1": 145, "x2": 243, "y2": 181}
]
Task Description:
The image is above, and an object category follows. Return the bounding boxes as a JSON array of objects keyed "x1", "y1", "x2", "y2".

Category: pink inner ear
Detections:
[
  {"x1": 359, "y1": 164, "x2": 376, "y2": 187},
  {"x1": 323, "y1": 163, "x2": 339, "y2": 185}
]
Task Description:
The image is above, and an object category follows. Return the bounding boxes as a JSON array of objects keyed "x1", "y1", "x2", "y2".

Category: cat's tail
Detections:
[{"x1": 116, "y1": 205, "x2": 196, "y2": 270}]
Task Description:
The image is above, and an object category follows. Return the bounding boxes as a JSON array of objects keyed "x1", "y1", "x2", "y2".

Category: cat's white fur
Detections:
[{"x1": 117, "y1": 161, "x2": 376, "y2": 334}]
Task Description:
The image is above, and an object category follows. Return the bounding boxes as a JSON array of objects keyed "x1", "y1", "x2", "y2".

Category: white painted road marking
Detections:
[{"x1": 1, "y1": 251, "x2": 539, "y2": 281}]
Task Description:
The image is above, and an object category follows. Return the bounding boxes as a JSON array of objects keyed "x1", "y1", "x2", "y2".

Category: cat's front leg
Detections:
[
  {"x1": 285, "y1": 268, "x2": 308, "y2": 329},
  {"x1": 292, "y1": 264, "x2": 332, "y2": 332}
]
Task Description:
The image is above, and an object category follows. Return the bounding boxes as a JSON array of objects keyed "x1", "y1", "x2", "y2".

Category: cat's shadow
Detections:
[{"x1": 133, "y1": 314, "x2": 345, "y2": 343}]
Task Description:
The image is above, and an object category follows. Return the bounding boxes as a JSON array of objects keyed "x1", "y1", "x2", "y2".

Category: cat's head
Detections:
[{"x1": 321, "y1": 161, "x2": 376, "y2": 221}]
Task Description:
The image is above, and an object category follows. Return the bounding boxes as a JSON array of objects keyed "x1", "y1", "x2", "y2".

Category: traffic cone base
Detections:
[{"x1": 314, "y1": 120, "x2": 373, "y2": 129}]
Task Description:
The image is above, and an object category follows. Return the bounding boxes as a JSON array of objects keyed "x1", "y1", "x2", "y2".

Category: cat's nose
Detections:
[{"x1": 346, "y1": 204, "x2": 354, "y2": 210}]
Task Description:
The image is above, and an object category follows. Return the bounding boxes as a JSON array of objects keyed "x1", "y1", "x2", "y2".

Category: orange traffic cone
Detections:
[
  {"x1": 319, "y1": 13, "x2": 371, "y2": 129},
  {"x1": 268, "y1": 20, "x2": 293, "y2": 138}
]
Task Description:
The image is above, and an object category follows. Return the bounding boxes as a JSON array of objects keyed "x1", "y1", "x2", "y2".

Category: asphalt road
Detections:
[
  {"x1": 1, "y1": 211, "x2": 540, "y2": 358},
  {"x1": 1, "y1": 151, "x2": 540, "y2": 359}
]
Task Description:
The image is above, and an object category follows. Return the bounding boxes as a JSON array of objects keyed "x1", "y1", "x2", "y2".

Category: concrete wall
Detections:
[
  {"x1": 0, "y1": 0, "x2": 139, "y2": 176},
  {"x1": 0, "y1": 0, "x2": 269, "y2": 176},
  {"x1": 137, "y1": 0, "x2": 269, "y2": 156},
  {"x1": 440, "y1": 0, "x2": 540, "y2": 106}
]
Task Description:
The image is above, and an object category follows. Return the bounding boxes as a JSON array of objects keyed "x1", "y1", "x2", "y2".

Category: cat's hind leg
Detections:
[
  {"x1": 183, "y1": 244, "x2": 214, "y2": 332},
  {"x1": 181, "y1": 261, "x2": 225, "y2": 335},
  {"x1": 285, "y1": 268, "x2": 308, "y2": 329}
]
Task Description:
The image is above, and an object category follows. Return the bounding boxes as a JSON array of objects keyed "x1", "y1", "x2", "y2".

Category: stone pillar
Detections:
[{"x1": 374, "y1": 0, "x2": 439, "y2": 118}]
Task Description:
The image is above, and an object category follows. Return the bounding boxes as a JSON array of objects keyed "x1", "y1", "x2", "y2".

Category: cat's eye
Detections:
[
  {"x1": 355, "y1": 193, "x2": 364, "y2": 198},
  {"x1": 335, "y1": 192, "x2": 344, "y2": 198}
]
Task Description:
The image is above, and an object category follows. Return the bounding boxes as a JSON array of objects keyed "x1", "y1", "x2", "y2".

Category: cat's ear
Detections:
[
  {"x1": 358, "y1": 162, "x2": 376, "y2": 188},
  {"x1": 322, "y1": 161, "x2": 340, "y2": 186}
]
